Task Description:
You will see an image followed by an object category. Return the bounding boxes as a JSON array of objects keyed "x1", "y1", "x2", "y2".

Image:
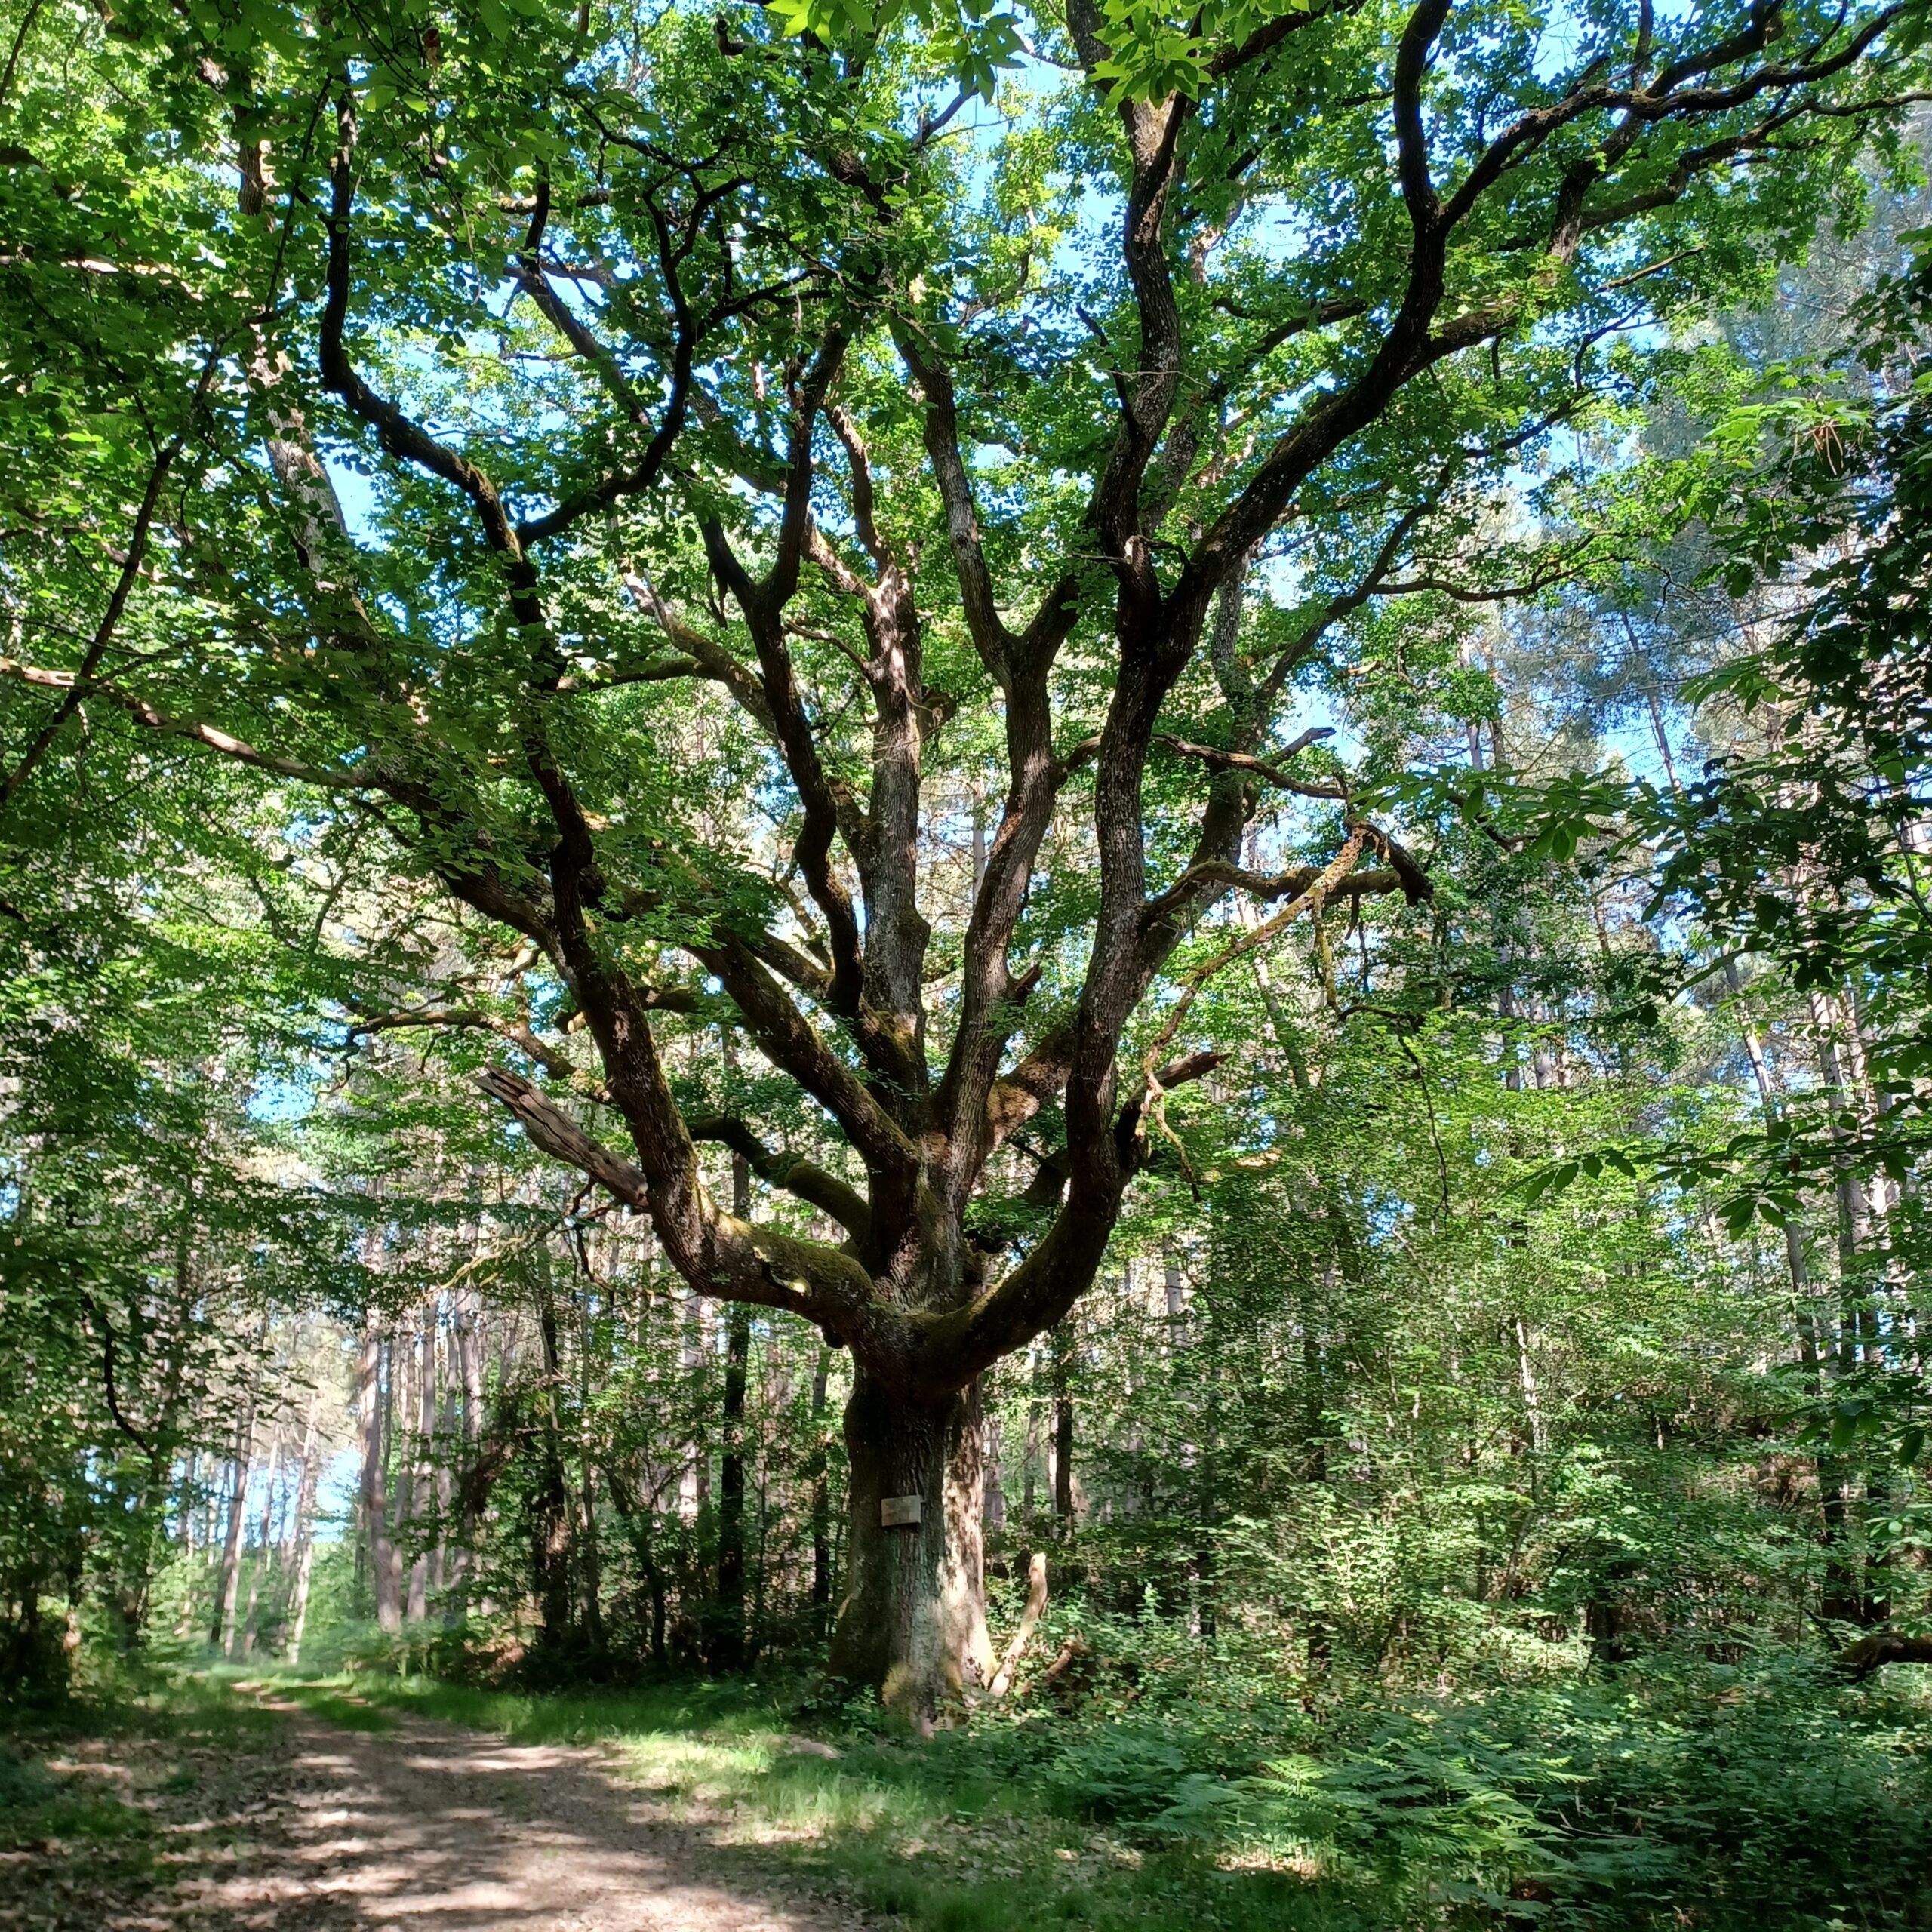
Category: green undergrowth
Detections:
[{"x1": 285, "y1": 1651, "x2": 1932, "y2": 1932}]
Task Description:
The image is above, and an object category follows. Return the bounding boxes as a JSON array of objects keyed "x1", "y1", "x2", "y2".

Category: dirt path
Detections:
[
  {"x1": 10, "y1": 1698, "x2": 876, "y2": 1932},
  {"x1": 204, "y1": 1699, "x2": 875, "y2": 1932}
]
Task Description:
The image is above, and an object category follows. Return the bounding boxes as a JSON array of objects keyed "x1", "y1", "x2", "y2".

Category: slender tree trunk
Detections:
[
  {"x1": 391, "y1": 1313, "x2": 423, "y2": 1623},
  {"x1": 603, "y1": 1462, "x2": 668, "y2": 1666},
  {"x1": 713, "y1": 1152, "x2": 753, "y2": 1669},
  {"x1": 1724, "y1": 960, "x2": 1856, "y2": 1617},
  {"x1": 1051, "y1": 1321, "x2": 1077, "y2": 1535},
  {"x1": 213, "y1": 1393, "x2": 258, "y2": 1656},
  {"x1": 1810, "y1": 991, "x2": 1888, "y2": 1623},
  {"x1": 980, "y1": 1366, "x2": 1005, "y2": 1537},
  {"x1": 175, "y1": 1451, "x2": 201, "y2": 1641},
  {"x1": 448, "y1": 1287, "x2": 485, "y2": 1614},
  {"x1": 285, "y1": 1389, "x2": 324, "y2": 1664},
  {"x1": 571, "y1": 1288, "x2": 605, "y2": 1652},
  {"x1": 1725, "y1": 961, "x2": 1814, "y2": 1308},
  {"x1": 809, "y1": 1344, "x2": 832, "y2": 1627},
  {"x1": 1184, "y1": 1247, "x2": 1217, "y2": 1639},
  {"x1": 118, "y1": 1224, "x2": 201, "y2": 1644},
  {"x1": 1497, "y1": 948, "x2": 1523, "y2": 1093},
  {"x1": 1302, "y1": 1272, "x2": 1331, "y2": 1664},
  {"x1": 828, "y1": 1373, "x2": 993, "y2": 1724},
  {"x1": 531, "y1": 1250, "x2": 574, "y2": 1649},
  {"x1": 358, "y1": 1318, "x2": 401, "y2": 1634},
  {"x1": 1515, "y1": 1318, "x2": 1548, "y2": 1469},
  {"x1": 240, "y1": 1417, "x2": 285, "y2": 1656},
  {"x1": 678, "y1": 1284, "x2": 709, "y2": 1523},
  {"x1": 432, "y1": 1300, "x2": 453, "y2": 1600},
  {"x1": 406, "y1": 1307, "x2": 435, "y2": 1621},
  {"x1": 1022, "y1": 1371, "x2": 1043, "y2": 1519}
]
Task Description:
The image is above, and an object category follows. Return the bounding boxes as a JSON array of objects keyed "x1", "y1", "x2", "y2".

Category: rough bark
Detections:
[{"x1": 829, "y1": 1373, "x2": 994, "y2": 1722}]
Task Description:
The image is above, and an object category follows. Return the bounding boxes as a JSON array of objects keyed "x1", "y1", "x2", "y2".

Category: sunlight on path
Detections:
[{"x1": 177, "y1": 1700, "x2": 870, "y2": 1932}]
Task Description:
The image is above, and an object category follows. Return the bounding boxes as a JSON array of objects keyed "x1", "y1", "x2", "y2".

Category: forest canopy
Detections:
[{"x1": 7, "y1": 0, "x2": 1932, "y2": 1922}]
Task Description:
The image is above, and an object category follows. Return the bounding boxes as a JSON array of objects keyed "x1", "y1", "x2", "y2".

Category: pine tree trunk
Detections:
[
  {"x1": 392, "y1": 1318, "x2": 417, "y2": 1620},
  {"x1": 447, "y1": 1287, "x2": 485, "y2": 1614},
  {"x1": 213, "y1": 1403, "x2": 256, "y2": 1656},
  {"x1": 211, "y1": 1313, "x2": 271, "y2": 1654},
  {"x1": 829, "y1": 1372, "x2": 993, "y2": 1724},
  {"x1": 285, "y1": 1390, "x2": 324, "y2": 1664},
  {"x1": 240, "y1": 1418, "x2": 284, "y2": 1656},
  {"x1": 406, "y1": 1307, "x2": 434, "y2": 1622},
  {"x1": 358, "y1": 1319, "x2": 402, "y2": 1634}
]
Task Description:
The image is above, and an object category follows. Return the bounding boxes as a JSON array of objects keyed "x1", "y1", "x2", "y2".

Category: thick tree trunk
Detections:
[{"x1": 829, "y1": 1372, "x2": 994, "y2": 1724}]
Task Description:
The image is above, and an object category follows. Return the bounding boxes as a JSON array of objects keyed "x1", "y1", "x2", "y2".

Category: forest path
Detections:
[{"x1": 177, "y1": 1693, "x2": 875, "y2": 1932}]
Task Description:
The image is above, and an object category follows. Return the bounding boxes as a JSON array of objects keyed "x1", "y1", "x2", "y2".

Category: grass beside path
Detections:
[
  {"x1": 315, "y1": 1672, "x2": 1359, "y2": 1932},
  {"x1": 0, "y1": 1672, "x2": 290, "y2": 1931},
  {"x1": 284, "y1": 1658, "x2": 1932, "y2": 1932}
]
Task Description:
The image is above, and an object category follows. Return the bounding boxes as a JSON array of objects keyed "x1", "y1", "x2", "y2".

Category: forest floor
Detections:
[
  {"x1": 0, "y1": 1669, "x2": 1321, "y2": 1932},
  {"x1": 13, "y1": 1660, "x2": 1932, "y2": 1931}
]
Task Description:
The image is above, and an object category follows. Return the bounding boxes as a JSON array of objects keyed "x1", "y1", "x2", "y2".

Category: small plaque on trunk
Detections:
[{"x1": 880, "y1": 1494, "x2": 923, "y2": 1527}]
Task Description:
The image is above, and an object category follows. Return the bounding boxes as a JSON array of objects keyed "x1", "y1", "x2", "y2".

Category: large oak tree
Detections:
[{"x1": 2, "y1": 0, "x2": 1923, "y2": 1714}]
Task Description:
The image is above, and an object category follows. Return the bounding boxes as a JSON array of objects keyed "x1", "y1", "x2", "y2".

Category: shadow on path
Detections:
[{"x1": 23, "y1": 1697, "x2": 874, "y2": 1932}]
